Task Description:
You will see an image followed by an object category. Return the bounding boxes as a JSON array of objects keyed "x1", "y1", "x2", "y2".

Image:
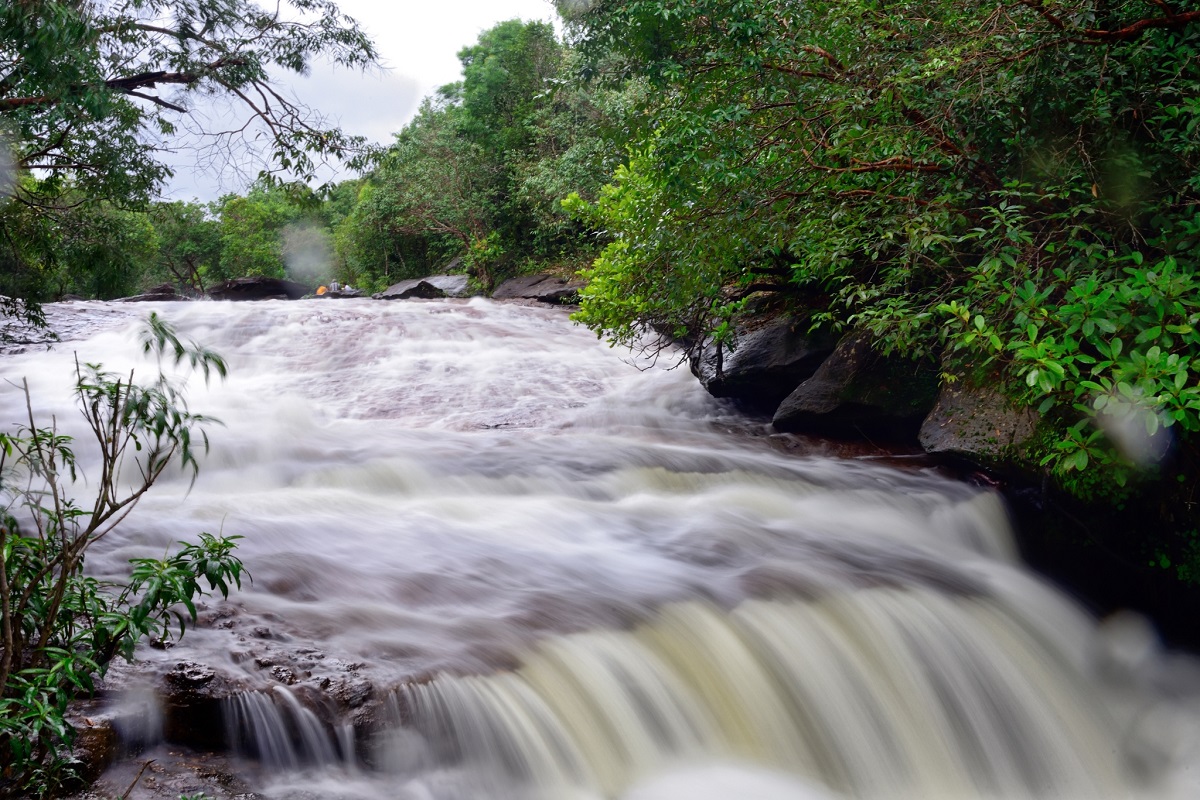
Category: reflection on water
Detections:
[{"x1": 5, "y1": 299, "x2": 1200, "y2": 799}]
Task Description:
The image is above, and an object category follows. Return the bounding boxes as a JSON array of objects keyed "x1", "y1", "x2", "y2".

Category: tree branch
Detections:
[
  {"x1": 0, "y1": 59, "x2": 244, "y2": 112},
  {"x1": 1018, "y1": 1, "x2": 1200, "y2": 42}
]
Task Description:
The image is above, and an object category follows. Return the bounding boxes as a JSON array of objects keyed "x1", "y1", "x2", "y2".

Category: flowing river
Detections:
[{"x1": 4, "y1": 298, "x2": 1200, "y2": 800}]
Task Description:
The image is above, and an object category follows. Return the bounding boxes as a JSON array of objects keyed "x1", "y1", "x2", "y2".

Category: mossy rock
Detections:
[{"x1": 918, "y1": 375, "x2": 1041, "y2": 473}]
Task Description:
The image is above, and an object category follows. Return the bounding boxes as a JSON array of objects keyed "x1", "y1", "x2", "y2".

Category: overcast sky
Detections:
[{"x1": 162, "y1": 0, "x2": 560, "y2": 202}]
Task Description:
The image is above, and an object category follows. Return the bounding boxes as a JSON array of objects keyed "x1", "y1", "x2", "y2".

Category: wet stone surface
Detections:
[{"x1": 69, "y1": 746, "x2": 261, "y2": 800}]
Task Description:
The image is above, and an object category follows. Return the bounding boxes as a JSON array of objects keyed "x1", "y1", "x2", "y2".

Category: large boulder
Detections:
[
  {"x1": 208, "y1": 277, "x2": 309, "y2": 301},
  {"x1": 376, "y1": 274, "x2": 471, "y2": 300},
  {"x1": 772, "y1": 331, "x2": 939, "y2": 439},
  {"x1": 690, "y1": 317, "x2": 836, "y2": 411},
  {"x1": 918, "y1": 376, "x2": 1041, "y2": 470},
  {"x1": 492, "y1": 274, "x2": 584, "y2": 304}
]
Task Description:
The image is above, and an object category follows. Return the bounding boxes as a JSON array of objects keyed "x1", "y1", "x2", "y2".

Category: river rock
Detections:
[
  {"x1": 772, "y1": 331, "x2": 939, "y2": 439},
  {"x1": 690, "y1": 317, "x2": 836, "y2": 410},
  {"x1": 208, "y1": 277, "x2": 309, "y2": 301},
  {"x1": 119, "y1": 283, "x2": 190, "y2": 302},
  {"x1": 376, "y1": 274, "x2": 471, "y2": 300},
  {"x1": 66, "y1": 701, "x2": 120, "y2": 785},
  {"x1": 160, "y1": 661, "x2": 237, "y2": 751},
  {"x1": 492, "y1": 274, "x2": 584, "y2": 304},
  {"x1": 321, "y1": 286, "x2": 365, "y2": 298},
  {"x1": 918, "y1": 376, "x2": 1041, "y2": 469}
]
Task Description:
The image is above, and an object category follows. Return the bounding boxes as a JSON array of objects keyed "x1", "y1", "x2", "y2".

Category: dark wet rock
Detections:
[
  {"x1": 320, "y1": 285, "x2": 365, "y2": 298},
  {"x1": 690, "y1": 316, "x2": 837, "y2": 411},
  {"x1": 268, "y1": 665, "x2": 298, "y2": 684},
  {"x1": 492, "y1": 273, "x2": 584, "y2": 304},
  {"x1": 67, "y1": 703, "x2": 120, "y2": 784},
  {"x1": 331, "y1": 677, "x2": 373, "y2": 709},
  {"x1": 70, "y1": 745, "x2": 259, "y2": 800},
  {"x1": 166, "y1": 662, "x2": 216, "y2": 688},
  {"x1": 918, "y1": 375, "x2": 1041, "y2": 471},
  {"x1": 208, "y1": 277, "x2": 309, "y2": 301},
  {"x1": 772, "y1": 331, "x2": 939, "y2": 440},
  {"x1": 376, "y1": 275, "x2": 460, "y2": 300},
  {"x1": 161, "y1": 661, "x2": 236, "y2": 751},
  {"x1": 425, "y1": 274, "x2": 471, "y2": 297},
  {"x1": 119, "y1": 283, "x2": 190, "y2": 303}
]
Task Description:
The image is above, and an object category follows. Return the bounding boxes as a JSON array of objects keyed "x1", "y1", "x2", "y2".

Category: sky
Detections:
[{"x1": 161, "y1": 0, "x2": 561, "y2": 202}]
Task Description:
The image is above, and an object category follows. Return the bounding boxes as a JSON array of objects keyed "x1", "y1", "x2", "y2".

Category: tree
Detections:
[
  {"x1": 339, "y1": 20, "x2": 619, "y2": 290},
  {"x1": 0, "y1": 0, "x2": 377, "y2": 207},
  {"x1": 213, "y1": 188, "x2": 296, "y2": 281},
  {"x1": 147, "y1": 201, "x2": 222, "y2": 293},
  {"x1": 561, "y1": 0, "x2": 1200, "y2": 486},
  {"x1": 0, "y1": 189, "x2": 158, "y2": 302},
  {"x1": 0, "y1": 0, "x2": 378, "y2": 305},
  {"x1": 350, "y1": 94, "x2": 500, "y2": 288}
]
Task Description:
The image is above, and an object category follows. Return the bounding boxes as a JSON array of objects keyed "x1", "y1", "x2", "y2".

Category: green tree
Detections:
[
  {"x1": 562, "y1": 0, "x2": 1200, "y2": 486},
  {"x1": 0, "y1": 0, "x2": 377, "y2": 207},
  {"x1": 147, "y1": 201, "x2": 222, "y2": 293},
  {"x1": 341, "y1": 20, "x2": 619, "y2": 290},
  {"x1": 0, "y1": 194, "x2": 158, "y2": 302},
  {"x1": 213, "y1": 189, "x2": 297, "y2": 281},
  {"x1": 345, "y1": 94, "x2": 498, "y2": 288},
  {"x1": 0, "y1": 0, "x2": 378, "y2": 306}
]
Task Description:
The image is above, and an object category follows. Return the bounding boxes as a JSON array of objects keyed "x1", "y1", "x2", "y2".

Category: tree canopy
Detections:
[
  {"x1": 0, "y1": 0, "x2": 377, "y2": 308},
  {"x1": 561, "y1": 0, "x2": 1200, "y2": 487},
  {"x1": 1, "y1": 0, "x2": 377, "y2": 206}
]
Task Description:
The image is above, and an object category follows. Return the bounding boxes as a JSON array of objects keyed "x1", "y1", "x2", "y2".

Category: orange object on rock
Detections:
[{"x1": 316, "y1": 285, "x2": 328, "y2": 295}]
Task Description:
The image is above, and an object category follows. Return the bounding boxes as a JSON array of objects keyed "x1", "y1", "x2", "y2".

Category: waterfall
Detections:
[
  {"x1": 4, "y1": 299, "x2": 1198, "y2": 800},
  {"x1": 225, "y1": 687, "x2": 344, "y2": 769},
  {"x1": 386, "y1": 592, "x2": 1127, "y2": 799}
]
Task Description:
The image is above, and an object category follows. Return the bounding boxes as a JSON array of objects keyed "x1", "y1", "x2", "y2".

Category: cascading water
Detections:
[{"x1": 4, "y1": 298, "x2": 1199, "y2": 800}]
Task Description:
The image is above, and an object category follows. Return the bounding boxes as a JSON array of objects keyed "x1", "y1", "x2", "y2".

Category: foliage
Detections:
[
  {"x1": 0, "y1": 192, "x2": 157, "y2": 302},
  {"x1": 0, "y1": 0, "x2": 378, "y2": 305},
  {"x1": 146, "y1": 201, "x2": 222, "y2": 294},
  {"x1": 213, "y1": 187, "x2": 302, "y2": 282},
  {"x1": 355, "y1": 94, "x2": 498, "y2": 285},
  {"x1": 0, "y1": 314, "x2": 243, "y2": 798},
  {"x1": 560, "y1": 0, "x2": 1200, "y2": 488},
  {"x1": 0, "y1": 0, "x2": 377, "y2": 207},
  {"x1": 337, "y1": 19, "x2": 619, "y2": 290}
]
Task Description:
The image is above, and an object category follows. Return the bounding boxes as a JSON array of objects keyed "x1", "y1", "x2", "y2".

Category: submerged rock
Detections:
[
  {"x1": 118, "y1": 283, "x2": 191, "y2": 302},
  {"x1": 376, "y1": 274, "x2": 471, "y2": 300},
  {"x1": 208, "y1": 277, "x2": 309, "y2": 301},
  {"x1": 773, "y1": 331, "x2": 939, "y2": 439},
  {"x1": 690, "y1": 317, "x2": 835, "y2": 411},
  {"x1": 492, "y1": 274, "x2": 584, "y2": 304},
  {"x1": 320, "y1": 286, "x2": 365, "y2": 298}
]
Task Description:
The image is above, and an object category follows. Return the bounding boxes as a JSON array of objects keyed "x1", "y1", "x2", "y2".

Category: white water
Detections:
[{"x1": 5, "y1": 299, "x2": 1200, "y2": 799}]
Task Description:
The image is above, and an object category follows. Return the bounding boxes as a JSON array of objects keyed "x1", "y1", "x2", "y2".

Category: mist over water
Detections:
[{"x1": 5, "y1": 299, "x2": 1200, "y2": 799}]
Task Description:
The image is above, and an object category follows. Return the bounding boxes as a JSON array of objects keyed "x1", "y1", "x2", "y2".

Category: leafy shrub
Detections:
[{"x1": 0, "y1": 314, "x2": 243, "y2": 798}]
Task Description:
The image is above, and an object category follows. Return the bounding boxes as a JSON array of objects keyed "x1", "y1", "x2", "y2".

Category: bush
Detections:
[{"x1": 0, "y1": 314, "x2": 244, "y2": 798}]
